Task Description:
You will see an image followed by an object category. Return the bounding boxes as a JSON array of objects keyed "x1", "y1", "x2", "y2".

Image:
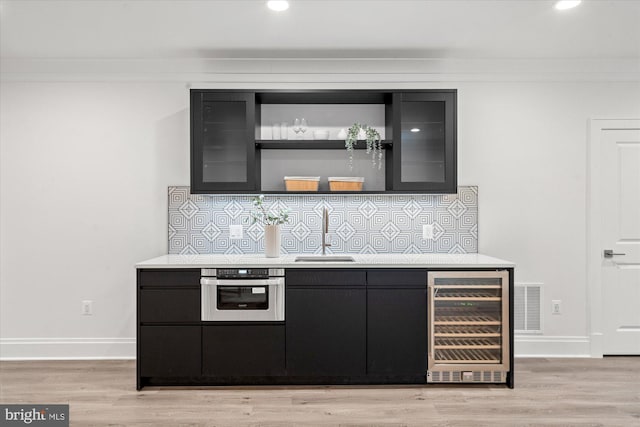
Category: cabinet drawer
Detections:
[
  {"x1": 202, "y1": 325, "x2": 285, "y2": 376},
  {"x1": 286, "y1": 269, "x2": 366, "y2": 288},
  {"x1": 140, "y1": 288, "x2": 200, "y2": 323},
  {"x1": 138, "y1": 269, "x2": 200, "y2": 287},
  {"x1": 367, "y1": 269, "x2": 427, "y2": 288},
  {"x1": 139, "y1": 326, "x2": 201, "y2": 377}
]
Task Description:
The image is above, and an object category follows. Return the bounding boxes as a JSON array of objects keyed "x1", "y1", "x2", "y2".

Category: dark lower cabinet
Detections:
[
  {"x1": 137, "y1": 267, "x2": 510, "y2": 388},
  {"x1": 286, "y1": 288, "x2": 366, "y2": 376},
  {"x1": 202, "y1": 324, "x2": 285, "y2": 376},
  {"x1": 137, "y1": 268, "x2": 202, "y2": 388},
  {"x1": 140, "y1": 288, "x2": 200, "y2": 323},
  {"x1": 367, "y1": 289, "x2": 427, "y2": 375},
  {"x1": 139, "y1": 326, "x2": 201, "y2": 377},
  {"x1": 138, "y1": 269, "x2": 200, "y2": 286}
]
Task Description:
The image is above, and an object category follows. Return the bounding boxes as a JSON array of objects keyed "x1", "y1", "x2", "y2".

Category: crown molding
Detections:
[{"x1": 1, "y1": 57, "x2": 638, "y2": 82}]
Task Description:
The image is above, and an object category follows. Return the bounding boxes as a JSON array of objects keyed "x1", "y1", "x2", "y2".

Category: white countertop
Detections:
[{"x1": 136, "y1": 253, "x2": 515, "y2": 269}]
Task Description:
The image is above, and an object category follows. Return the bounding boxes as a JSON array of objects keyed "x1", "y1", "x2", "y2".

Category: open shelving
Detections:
[
  {"x1": 190, "y1": 89, "x2": 457, "y2": 194},
  {"x1": 256, "y1": 140, "x2": 393, "y2": 150}
]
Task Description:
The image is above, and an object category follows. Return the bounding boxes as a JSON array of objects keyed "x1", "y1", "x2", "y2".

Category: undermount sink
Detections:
[{"x1": 295, "y1": 255, "x2": 355, "y2": 262}]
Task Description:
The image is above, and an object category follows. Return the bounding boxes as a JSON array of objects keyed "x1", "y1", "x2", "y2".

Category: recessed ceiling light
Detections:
[
  {"x1": 267, "y1": 1, "x2": 289, "y2": 12},
  {"x1": 554, "y1": 0, "x2": 582, "y2": 10},
  {"x1": 410, "y1": 128, "x2": 420, "y2": 133}
]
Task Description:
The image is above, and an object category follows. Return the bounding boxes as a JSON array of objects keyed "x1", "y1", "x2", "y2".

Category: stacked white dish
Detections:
[{"x1": 312, "y1": 130, "x2": 330, "y2": 140}]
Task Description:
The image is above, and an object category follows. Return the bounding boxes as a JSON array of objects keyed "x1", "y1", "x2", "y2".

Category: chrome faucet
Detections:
[{"x1": 322, "y1": 207, "x2": 332, "y2": 255}]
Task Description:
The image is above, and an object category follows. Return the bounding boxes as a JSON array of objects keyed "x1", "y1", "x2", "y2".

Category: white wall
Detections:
[
  {"x1": 458, "y1": 82, "x2": 640, "y2": 355},
  {"x1": 1, "y1": 78, "x2": 639, "y2": 358},
  {"x1": 0, "y1": 82, "x2": 190, "y2": 358}
]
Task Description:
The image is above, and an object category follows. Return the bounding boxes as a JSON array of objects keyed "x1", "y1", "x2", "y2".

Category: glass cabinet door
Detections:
[
  {"x1": 391, "y1": 92, "x2": 456, "y2": 193},
  {"x1": 191, "y1": 91, "x2": 257, "y2": 192}
]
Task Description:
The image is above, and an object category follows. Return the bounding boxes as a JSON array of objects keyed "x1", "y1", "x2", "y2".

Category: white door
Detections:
[{"x1": 598, "y1": 121, "x2": 640, "y2": 354}]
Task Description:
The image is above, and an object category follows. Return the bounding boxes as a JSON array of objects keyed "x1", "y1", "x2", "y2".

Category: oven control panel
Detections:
[{"x1": 216, "y1": 269, "x2": 270, "y2": 279}]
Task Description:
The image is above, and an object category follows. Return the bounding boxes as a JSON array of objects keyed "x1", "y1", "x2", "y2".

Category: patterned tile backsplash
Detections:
[{"x1": 168, "y1": 186, "x2": 478, "y2": 255}]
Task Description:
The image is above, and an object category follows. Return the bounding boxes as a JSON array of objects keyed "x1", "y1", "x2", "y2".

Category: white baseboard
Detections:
[
  {"x1": 515, "y1": 335, "x2": 591, "y2": 357},
  {"x1": 1, "y1": 335, "x2": 593, "y2": 360},
  {"x1": 590, "y1": 332, "x2": 604, "y2": 357},
  {"x1": 0, "y1": 338, "x2": 136, "y2": 360}
]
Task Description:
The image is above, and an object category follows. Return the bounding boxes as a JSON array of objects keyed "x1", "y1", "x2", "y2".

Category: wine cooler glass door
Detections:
[{"x1": 428, "y1": 271, "x2": 510, "y2": 373}]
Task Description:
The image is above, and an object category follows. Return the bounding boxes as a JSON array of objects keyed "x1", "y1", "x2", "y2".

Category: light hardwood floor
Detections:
[{"x1": 1, "y1": 358, "x2": 639, "y2": 426}]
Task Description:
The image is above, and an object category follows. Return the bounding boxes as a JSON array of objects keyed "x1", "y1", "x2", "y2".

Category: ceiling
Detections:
[{"x1": 1, "y1": 0, "x2": 639, "y2": 60}]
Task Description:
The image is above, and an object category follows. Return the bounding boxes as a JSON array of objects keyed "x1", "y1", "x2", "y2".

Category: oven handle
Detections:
[{"x1": 200, "y1": 277, "x2": 285, "y2": 287}]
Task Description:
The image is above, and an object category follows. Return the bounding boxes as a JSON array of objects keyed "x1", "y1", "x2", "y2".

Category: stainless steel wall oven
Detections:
[{"x1": 201, "y1": 268, "x2": 285, "y2": 321}]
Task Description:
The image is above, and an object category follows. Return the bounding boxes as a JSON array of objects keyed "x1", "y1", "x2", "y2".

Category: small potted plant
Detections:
[
  {"x1": 250, "y1": 195, "x2": 290, "y2": 258},
  {"x1": 344, "y1": 123, "x2": 383, "y2": 170}
]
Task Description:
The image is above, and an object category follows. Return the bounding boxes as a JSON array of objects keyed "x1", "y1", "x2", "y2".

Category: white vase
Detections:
[
  {"x1": 264, "y1": 225, "x2": 281, "y2": 258},
  {"x1": 337, "y1": 128, "x2": 347, "y2": 139},
  {"x1": 357, "y1": 128, "x2": 366, "y2": 140}
]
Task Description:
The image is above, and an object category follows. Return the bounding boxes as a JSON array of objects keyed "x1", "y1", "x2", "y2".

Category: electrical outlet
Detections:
[
  {"x1": 423, "y1": 224, "x2": 434, "y2": 240},
  {"x1": 229, "y1": 224, "x2": 243, "y2": 240},
  {"x1": 552, "y1": 300, "x2": 561, "y2": 315},
  {"x1": 82, "y1": 300, "x2": 93, "y2": 316}
]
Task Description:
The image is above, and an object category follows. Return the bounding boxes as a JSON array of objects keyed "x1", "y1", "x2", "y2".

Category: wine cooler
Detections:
[{"x1": 427, "y1": 271, "x2": 510, "y2": 384}]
